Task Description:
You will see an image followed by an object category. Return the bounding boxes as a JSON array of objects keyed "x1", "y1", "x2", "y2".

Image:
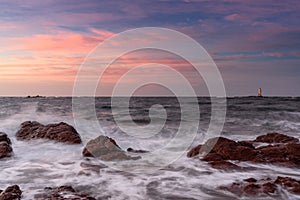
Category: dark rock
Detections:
[
  {"x1": 34, "y1": 185, "x2": 96, "y2": 200},
  {"x1": 187, "y1": 144, "x2": 202, "y2": 158},
  {"x1": 0, "y1": 185, "x2": 22, "y2": 200},
  {"x1": 0, "y1": 133, "x2": 13, "y2": 159},
  {"x1": 209, "y1": 160, "x2": 241, "y2": 170},
  {"x1": 262, "y1": 182, "x2": 276, "y2": 193},
  {"x1": 127, "y1": 148, "x2": 149, "y2": 153},
  {"x1": 275, "y1": 176, "x2": 300, "y2": 194},
  {"x1": 16, "y1": 121, "x2": 82, "y2": 144},
  {"x1": 221, "y1": 176, "x2": 300, "y2": 197},
  {"x1": 83, "y1": 135, "x2": 140, "y2": 161},
  {"x1": 0, "y1": 133, "x2": 11, "y2": 145},
  {"x1": 244, "y1": 178, "x2": 257, "y2": 183},
  {"x1": 202, "y1": 152, "x2": 223, "y2": 162},
  {"x1": 187, "y1": 132, "x2": 300, "y2": 170},
  {"x1": 254, "y1": 132, "x2": 298, "y2": 143},
  {"x1": 243, "y1": 183, "x2": 261, "y2": 195}
]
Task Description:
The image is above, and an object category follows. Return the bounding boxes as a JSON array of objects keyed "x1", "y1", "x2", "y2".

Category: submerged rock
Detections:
[
  {"x1": 0, "y1": 185, "x2": 22, "y2": 200},
  {"x1": 220, "y1": 176, "x2": 300, "y2": 197},
  {"x1": 34, "y1": 185, "x2": 95, "y2": 200},
  {"x1": 0, "y1": 133, "x2": 13, "y2": 159},
  {"x1": 16, "y1": 121, "x2": 82, "y2": 144},
  {"x1": 187, "y1": 132, "x2": 300, "y2": 169},
  {"x1": 127, "y1": 147, "x2": 149, "y2": 153},
  {"x1": 83, "y1": 135, "x2": 140, "y2": 161}
]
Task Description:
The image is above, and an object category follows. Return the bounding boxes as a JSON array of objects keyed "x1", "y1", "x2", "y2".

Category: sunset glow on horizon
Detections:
[{"x1": 1, "y1": 0, "x2": 300, "y2": 96}]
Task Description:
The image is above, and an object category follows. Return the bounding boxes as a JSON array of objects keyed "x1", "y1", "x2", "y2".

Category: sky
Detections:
[{"x1": 0, "y1": 0, "x2": 299, "y2": 96}]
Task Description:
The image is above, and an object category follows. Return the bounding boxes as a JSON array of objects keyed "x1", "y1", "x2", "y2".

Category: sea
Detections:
[{"x1": 0, "y1": 96, "x2": 300, "y2": 200}]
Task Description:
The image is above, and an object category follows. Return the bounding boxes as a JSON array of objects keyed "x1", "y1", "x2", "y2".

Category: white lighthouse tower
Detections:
[{"x1": 258, "y1": 87, "x2": 262, "y2": 97}]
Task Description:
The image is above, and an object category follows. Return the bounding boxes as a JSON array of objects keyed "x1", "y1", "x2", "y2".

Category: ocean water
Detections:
[{"x1": 0, "y1": 97, "x2": 300, "y2": 199}]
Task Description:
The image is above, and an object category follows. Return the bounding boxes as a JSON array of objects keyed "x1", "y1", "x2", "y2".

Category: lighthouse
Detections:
[{"x1": 258, "y1": 87, "x2": 262, "y2": 97}]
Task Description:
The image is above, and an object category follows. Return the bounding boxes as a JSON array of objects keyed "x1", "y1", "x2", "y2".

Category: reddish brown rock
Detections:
[
  {"x1": 209, "y1": 160, "x2": 241, "y2": 170},
  {"x1": 0, "y1": 185, "x2": 22, "y2": 200},
  {"x1": 187, "y1": 132, "x2": 300, "y2": 170},
  {"x1": 16, "y1": 121, "x2": 82, "y2": 144},
  {"x1": 221, "y1": 176, "x2": 300, "y2": 197},
  {"x1": 83, "y1": 135, "x2": 140, "y2": 161},
  {"x1": 275, "y1": 176, "x2": 300, "y2": 194},
  {"x1": 34, "y1": 185, "x2": 95, "y2": 200},
  {"x1": 187, "y1": 144, "x2": 202, "y2": 158},
  {"x1": 243, "y1": 183, "x2": 261, "y2": 195},
  {"x1": 262, "y1": 182, "x2": 276, "y2": 193},
  {"x1": 0, "y1": 133, "x2": 13, "y2": 159},
  {"x1": 254, "y1": 132, "x2": 298, "y2": 143}
]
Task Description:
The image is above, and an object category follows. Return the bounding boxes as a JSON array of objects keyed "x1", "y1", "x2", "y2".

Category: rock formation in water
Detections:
[
  {"x1": 16, "y1": 121, "x2": 82, "y2": 144},
  {"x1": 220, "y1": 176, "x2": 300, "y2": 196},
  {"x1": 34, "y1": 185, "x2": 96, "y2": 200},
  {"x1": 187, "y1": 132, "x2": 300, "y2": 170},
  {"x1": 83, "y1": 135, "x2": 141, "y2": 161},
  {"x1": 0, "y1": 133, "x2": 13, "y2": 159},
  {"x1": 0, "y1": 185, "x2": 22, "y2": 200}
]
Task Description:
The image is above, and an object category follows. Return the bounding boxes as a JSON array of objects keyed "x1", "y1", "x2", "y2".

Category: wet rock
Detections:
[
  {"x1": 254, "y1": 132, "x2": 299, "y2": 143},
  {"x1": 262, "y1": 182, "x2": 276, "y2": 193},
  {"x1": 244, "y1": 178, "x2": 257, "y2": 183},
  {"x1": 0, "y1": 133, "x2": 13, "y2": 159},
  {"x1": 127, "y1": 147, "x2": 149, "y2": 153},
  {"x1": 221, "y1": 176, "x2": 300, "y2": 197},
  {"x1": 187, "y1": 132, "x2": 300, "y2": 170},
  {"x1": 274, "y1": 176, "x2": 300, "y2": 194},
  {"x1": 34, "y1": 185, "x2": 96, "y2": 200},
  {"x1": 0, "y1": 133, "x2": 11, "y2": 145},
  {"x1": 208, "y1": 160, "x2": 241, "y2": 170},
  {"x1": 83, "y1": 135, "x2": 140, "y2": 161},
  {"x1": 243, "y1": 183, "x2": 261, "y2": 195},
  {"x1": 16, "y1": 121, "x2": 82, "y2": 144},
  {"x1": 0, "y1": 185, "x2": 22, "y2": 200},
  {"x1": 187, "y1": 144, "x2": 202, "y2": 158}
]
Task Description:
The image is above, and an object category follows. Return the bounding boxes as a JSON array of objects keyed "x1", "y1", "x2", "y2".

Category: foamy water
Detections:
[{"x1": 0, "y1": 97, "x2": 300, "y2": 199}]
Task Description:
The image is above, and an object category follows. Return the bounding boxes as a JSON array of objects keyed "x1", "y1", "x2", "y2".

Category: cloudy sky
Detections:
[{"x1": 0, "y1": 0, "x2": 299, "y2": 96}]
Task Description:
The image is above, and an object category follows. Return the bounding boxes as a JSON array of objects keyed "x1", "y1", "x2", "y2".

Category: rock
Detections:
[
  {"x1": 34, "y1": 185, "x2": 96, "y2": 200},
  {"x1": 0, "y1": 185, "x2": 22, "y2": 200},
  {"x1": 187, "y1": 132, "x2": 300, "y2": 170},
  {"x1": 208, "y1": 160, "x2": 241, "y2": 170},
  {"x1": 243, "y1": 183, "x2": 261, "y2": 195},
  {"x1": 254, "y1": 132, "x2": 298, "y2": 143},
  {"x1": 83, "y1": 135, "x2": 140, "y2": 161},
  {"x1": 187, "y1": 144, "x2": 202, "y2": 158},
  {"x1": 262, "y1": 182, "x2": 276, "y2": 193},
  {"x1": 0, "y1": 133, "x2": 11, "y2": 145},
  {"x1": 244, "y1": 178, "x2": 257, "y2": 183},
  {"x1": 127, "y1": 148, "x2": 149, "y2": 153},
  {"x1": 0, "y1": 133, "x2": 13, "y2": 159},
  {"x1": 274, "y1": 176, "x2": 300, "y2": 194},
  {"x1": 16, "y1": 121, "x2": 82, "y2": 144},
  {"x1": 221, "y1": 176, "x2": 300, "y2": 197}
]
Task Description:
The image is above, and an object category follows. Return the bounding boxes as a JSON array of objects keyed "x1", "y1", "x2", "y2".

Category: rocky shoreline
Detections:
[{"x1": 1, "y1": 121, "x2": 300, "y2": 199}]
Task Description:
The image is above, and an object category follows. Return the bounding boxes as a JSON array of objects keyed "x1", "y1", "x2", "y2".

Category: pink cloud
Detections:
[
  {"x1": 224, "y1": 13, "x2": 245, "y2": 21},
  {"x1": 263, "y1": 52, "x2": 285, "y2": 57}
]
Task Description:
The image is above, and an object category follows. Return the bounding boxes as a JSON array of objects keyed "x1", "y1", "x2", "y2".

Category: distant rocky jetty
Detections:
[
  {"x1": 187, "y1": 132, "x2": 300, "y2": 170},
  {"x1": 83, "y1": 135, "x2": 141, "y2": 161},
  {"x1": 0, "y1": 133, "x2": 13, "y2": 159},
  {"x1": 16, "y1": 121, "x2": 82, "y2": 144}
]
